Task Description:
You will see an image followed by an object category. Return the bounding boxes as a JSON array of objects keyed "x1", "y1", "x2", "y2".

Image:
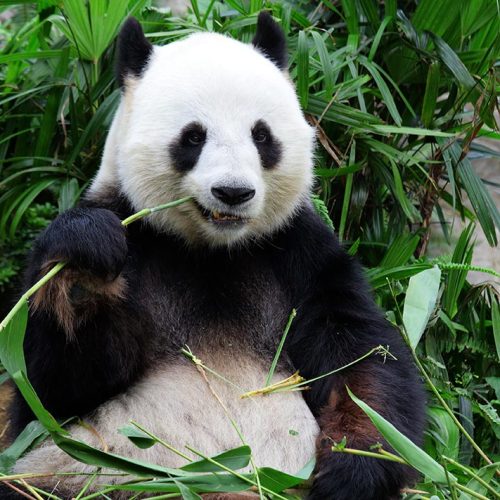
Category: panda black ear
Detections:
[
  {"x1": 252, "y1": 11, "x2": 287, "y2": 70},
  {"x1": 116, "y1": 17, "x2": 153, "y2": 89}
]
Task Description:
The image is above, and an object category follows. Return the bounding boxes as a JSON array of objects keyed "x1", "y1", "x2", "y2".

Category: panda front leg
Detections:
[
  {"x1": 288, "y1": 319, "x2": 425, "y2": 500},
  {"x1": 9, "y1": 207, "x2": 147, "y2": 435}
]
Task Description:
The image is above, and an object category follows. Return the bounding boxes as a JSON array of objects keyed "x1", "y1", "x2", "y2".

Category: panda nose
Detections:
[{"x1": 211, "y1": 186, "x2": 256, "y2": 206}]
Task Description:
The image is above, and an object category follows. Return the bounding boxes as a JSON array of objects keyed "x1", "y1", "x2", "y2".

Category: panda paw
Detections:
[
  {"x1": 31, "y1": 207, "x2": 127, "y2": 281},
  {"x1": 307, "y1": 454, "x2": 414, "y2": 500}
]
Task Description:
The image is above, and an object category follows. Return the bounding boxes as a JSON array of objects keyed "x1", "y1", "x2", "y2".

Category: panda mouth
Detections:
[{"x1": 194, "y1": 201, "x2": 248, "y2": 226}]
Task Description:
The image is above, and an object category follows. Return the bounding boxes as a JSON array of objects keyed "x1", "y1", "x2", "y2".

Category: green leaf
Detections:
[
  {"x1": 421, "y1": 61, "x2": 440, "y2": 128},
  {"x1": 371, "y1": 125, "x2": 454, "y2": 137},
  {"x1": 427, "y1": 407, "x2": 459, "y2": 460},
  {"x1": 118, "y1": 425, "x2": 157, "y2": 449},
  {"x1": 310, "y1": 31, "x2": 334, "y2": 97},
  {"x1": 181, "y1": 446, "x2": 251, "y2": 473},
  {"x1": 368, "y1": 263, "x2": 433, "y2": 289},
  {"x1": 429, "y1": 32, "x2": 477, "y2": 90},
  {"x1": 402, "y1": 266, "x2": 442, "y2": 349},
  {"x1": 347, "y1": 388, "x2": 455, "y2": 484},
  {"x1": 297, "y1": 31, "x2": 309, "y2": 108},
  {"x1": 311, "y1": 194, "x2": 334, "y2": 230},
  {"x1": 389, "y1": 161, "x2": 420, "y2": 223},
  {"x1": 442, "y1": 223, "x2": 475, "y2": 318},
  {"x1": 0, "y1": 300, "x2": 28, "y2": 375},
  {"x1": 464, "y1": 462, "x2": 499, "y2": 497},
  {"x1": 359, "y1": 57, "x2": 402, "y2": 126},
  {"x1": 380, "y1": 234, "x2": 419, "y2": 268},
  {"x1": 257, "y1": 464, "x2": 312, "y2": 492},
  {"x1": 174, "y1": 479, "x2": 202, "y2": 500},
  {"x1": 9, "y1": 179, "x2": 56, "y2": 239},
  {"x1": 0, "y1": 420, "x2": 48, "y2": 473},
  {"x1": 492, "y1": 297, "x2": 500, "y2": 362},
  {"x1": 368, "y1": 16, "x2": 393, "y2": 61},
  {"x1": 52, "y1": 433, "x2": 189, "y2": 478}
]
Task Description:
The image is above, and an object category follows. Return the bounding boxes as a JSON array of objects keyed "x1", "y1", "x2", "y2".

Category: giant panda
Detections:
[{"x1": 5, "y1": 12, "x2": 425, "y2": 499}]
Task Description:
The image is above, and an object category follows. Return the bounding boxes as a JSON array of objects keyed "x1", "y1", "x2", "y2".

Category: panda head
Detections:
[{"x1": 91, "y1": 13, "x2": 315, "y2": 247}]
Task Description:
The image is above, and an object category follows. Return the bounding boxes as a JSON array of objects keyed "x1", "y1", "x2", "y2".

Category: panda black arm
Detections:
[
  {"x1": 10, "y1": 206, "x2": 148, "y2": 435},
  {"x1": 277, "y1": 206, "x2": 426, "y2": 500}
]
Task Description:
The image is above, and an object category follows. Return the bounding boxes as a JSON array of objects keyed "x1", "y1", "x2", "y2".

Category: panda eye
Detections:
[
  {"x1": 185, "y1": 130, "x2": 206, "y2": 146},
  {"x1": 253, "y1": 129, "x2": 270, "y2": 143},
  {"x1": 179, "y1": 123, "x2": 207, "y2": 148}
]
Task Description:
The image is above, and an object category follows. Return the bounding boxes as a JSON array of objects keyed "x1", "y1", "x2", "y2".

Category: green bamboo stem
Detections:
[
  {"x1": 120, "y1": 196, "x2": 192, "y2": 226},
  {"x1": 443, "y1": 456, "x2": 500, "y2": 499},
  {"x1": 281, "y1": 345, "x2": 394, "y2": 390},
  {"x1": 130, "y1": 420, "x2": 192, "y2": 462},
  {"x1": 331, "y1": 446, "x2": 407, "y2": 464},
  {"x1": 454, "y1": 482, "x2": 489, "y2": 500},
  {"x1": 265, "y1": 308, "x2": 296, "y2": 386},
  {"x1": 0, "y1": 261, "x2": 66, "y2": 331},
  {"x1": 0, "y1": 197, "x2": 192, "y2": 334}
]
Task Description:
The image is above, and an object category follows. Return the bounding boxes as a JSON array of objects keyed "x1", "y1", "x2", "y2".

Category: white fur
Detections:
[
  {"x1": 14, "y1": 354, "x2": 318, "y2": 493},
  {"x1": 90, "y1": 32, "x2": 315, "y2": 246}
]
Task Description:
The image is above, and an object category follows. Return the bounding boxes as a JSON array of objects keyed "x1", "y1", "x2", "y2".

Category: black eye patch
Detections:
[
  {"x1": 251, "y1": 120, "x2": 282, "y2": 169},
  {"x1": 169, "y1": 122, "x2": 207, "y2": 172}
]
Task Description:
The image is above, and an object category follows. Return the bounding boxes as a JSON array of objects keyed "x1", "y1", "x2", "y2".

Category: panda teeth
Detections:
[{"x1": 211, "y1": 211, "x2": 240, "y2": 221}]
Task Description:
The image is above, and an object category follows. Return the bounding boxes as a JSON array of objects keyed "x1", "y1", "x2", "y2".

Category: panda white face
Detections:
[{"x1": 91, "y1": 16, "x2": 314, "y2": 247}]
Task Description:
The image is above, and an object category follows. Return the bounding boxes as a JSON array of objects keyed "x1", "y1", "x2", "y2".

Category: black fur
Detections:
[
  {"x1": 252, "y1": 119, "x2": 282, "y2": 169},
  {"x1": 116, "y1": 17, "x2": 153, "y2": 88},
  {"x1": 169, "y1": 121, "x2": 207, "y2": 172},
  {"x1": 9, "y1": 193, "x2": 425, "y2": 499},
  {"x1": 252, "y1": 11, "x2": 288, "y2": 70}
]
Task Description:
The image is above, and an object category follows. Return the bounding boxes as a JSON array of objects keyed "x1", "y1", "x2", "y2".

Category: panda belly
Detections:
[{"x1": 13, "y1": 353, "x2": 319, "y2": 494}]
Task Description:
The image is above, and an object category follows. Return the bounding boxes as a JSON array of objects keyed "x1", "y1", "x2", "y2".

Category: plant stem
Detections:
[
  {"x1": 180, "y1": 347, "x2": 245, "y2": 393},
  {"x1": 0, "y1": 197, "x2": 193, "y2": 334},
  {"x1": 330, "y1": 446, "x2": 407, "y2": 464},
  {"x1": 129, "y1": 421, "x2": 192, "y2": 462},
  {"x1": 443, "y1": 456, "x2": 500, "y2": 499},
  {"x1": 454, "y1": 482, "x2": 489, "y2": 500},
  {"x1": 438, "y1": 262, "x2": 500, "y2": 279},
  {"x1": 0, "y1": 262, "x2": 65, "y2": 331},
  {"x1": 290, "y1": 345, "x2": 394, "y2": 389},
  {"x1": 121, "y1": 197, "x2": 192, "y2": 226},
  {"x1": 265, "y1": 309, "x2": 296, "y2": 386}
]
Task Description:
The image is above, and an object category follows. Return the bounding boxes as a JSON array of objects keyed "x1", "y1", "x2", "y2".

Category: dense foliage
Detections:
[{"x1": 0, "y1": 1, "x2": 499, "y2": 499}]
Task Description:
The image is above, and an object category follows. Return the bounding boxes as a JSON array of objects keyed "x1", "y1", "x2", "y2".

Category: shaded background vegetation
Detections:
[{"x1": 0, "y1": 0, "x2": 499, "y2": 498}]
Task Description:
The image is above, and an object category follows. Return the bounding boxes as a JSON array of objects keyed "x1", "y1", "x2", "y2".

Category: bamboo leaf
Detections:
[
  {"x1": 403, "y1": 266, "x2": 442, "y2": 349},
  {"x1": 0, "y1": 421, "x2": 48, "y2": 473},
  {"x1": 429, "y1": 32, "x2": 476, "y2": 90},
  {"x1": 348, "y1": 388, "x2": 456, "y2": 484},
  {"x1": 174, "y1": 480, "x2": 202, "y2": 500},
  {"x1": 421, "y1": 61, "x2": 440, "y2": 127},
  {"x1": 297, "y1": 31, "x2": 309, "y2": 108},
  {"x1": 181, "y1": 446, "x2": 251, "y2": 473},
  {"x1": 492, "y1": 297, "x2": 500, "y2": 362},
  {"x1": 118, "y1": 425, "x2": 157, "y2": 449}
]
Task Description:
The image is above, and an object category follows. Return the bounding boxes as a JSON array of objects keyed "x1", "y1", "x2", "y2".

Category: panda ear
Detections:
[
  {"x1": 116, "y1": 17, "x2": 153, "y2": 89},
  {"x1": 252, "y1": 11, "x2": 287, "y2": 70}
]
